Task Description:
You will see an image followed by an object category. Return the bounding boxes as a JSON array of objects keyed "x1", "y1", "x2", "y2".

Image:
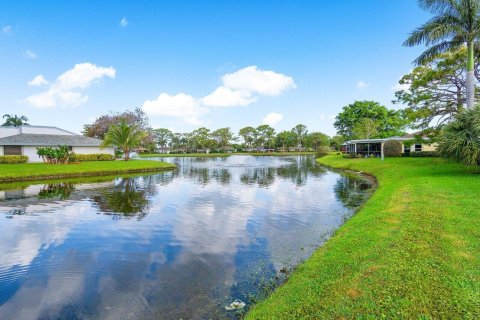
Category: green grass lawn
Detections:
[
  {"x1": 139, "y1": 152, "x2": 315, "y2": 158},
  {"x1": 247, "y1": 154, "x2": 480, "y2": 319},
  {"x1": 0, "y1": 160, "x2": 176, "y2": 182}
]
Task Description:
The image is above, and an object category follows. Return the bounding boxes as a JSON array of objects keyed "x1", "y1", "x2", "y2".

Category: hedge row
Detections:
[
  {"x1": 70, "y1": 153, "x2": 116, "y2": 162},
  {"x1": 0, "y1": 155, "x2": 28, "y2": 164},
  {"x1": 403, "y1": 151, "x2": 438, "y2": 157}
]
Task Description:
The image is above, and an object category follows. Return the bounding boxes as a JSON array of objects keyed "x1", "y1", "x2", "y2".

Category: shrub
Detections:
[
  {"x1": 315, "y1": 146, "x2": 331, "y2": 158},
  {"x1": 70, "y1": 153, "x2": 116, "y2": 162},
  {"x1": 37, "y1": 145, "x2": 71, "y2": 164},
  {"x1": 409, "y1": 151, "x2": 438, "y2": 157},
  {"x1": 0, "y1": 155, "x2": 28, "y2": 164},
  {"x1": 383, "y1": 140, "x2": 403, "y2": 157}
]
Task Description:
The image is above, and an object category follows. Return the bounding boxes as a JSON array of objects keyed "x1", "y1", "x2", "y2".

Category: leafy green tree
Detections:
[
  {"x1": 291, "y1": 124, "x2": 308, "y2": 147},
  {"x1": 152, "y1": 128, "x2": 173, "y2": 153},
  {"x1": 305, "y1": 132, "x2": 330, "y2": 149},
  {"x1": 437, "y1": 105, "x2": 480, "y2": 167},
  {"x1": 330, "y1": 135, "x2": 346, "y2": 150},
  {"x1": 102, "y1": 120, "x2": 146, "y2": 161},
  {"x1": 191, "y1": 127, "x2": 211, "y2": 151},
  {"x1": 334, "y1": 100, "x2": 407, "y2": 139},
  {"x1": 275, "y1": 131, "x2": 297, "y2": 149},
  {"x1": 2, "y1": 114, "x2": 29, "y2": 126},
  {"x1": 256, "y1": 124, "x2": 276, "y2": 148},
  {"x1": 212, "y1": 127, "x2": 235, "y2": 148},
  {"x1": 238, "y1": 126, "x2": 257, "y2": 147},
  {"x1": 394, "y1": 48, "x2": 480, "y2": 129},
  {"x1": 352, "y1": 118, "x2": 380, "y2": 139},
  {"x1": 404, "y1": 0, "x2": 480, "y2": 109}
]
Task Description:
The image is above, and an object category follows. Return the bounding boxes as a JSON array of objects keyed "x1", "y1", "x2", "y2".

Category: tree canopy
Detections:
[
  {"x1": 334, "y1": 101, "x2": 407, "y2": 139},
  {"x1": 2, "y1": 114, "x2": 29, "y2": 127}
]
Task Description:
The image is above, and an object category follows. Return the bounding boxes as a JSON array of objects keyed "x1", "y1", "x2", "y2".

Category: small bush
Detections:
[
  {"x1": 410, "y1": 151, "x2": 437, "y2": 157},
  {"x1": 0, "y1": 155, "x2": 28, "y2": 164},
  {"x1": 70, "y1": 153, "x2": 116, "y2": 162},
  {"x1": 384, "y1": 140, "x2": 403, "y2": 157},
  {"x1": 315, "y1": 146, "x2": 331, "y2": 158}
]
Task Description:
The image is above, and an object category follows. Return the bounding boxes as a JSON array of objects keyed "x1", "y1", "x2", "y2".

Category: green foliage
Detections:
[
  {"x1": 352, "y1": 118, "x2": 379, "y2": 139},
  {"x1": 291, "y1": 124, "x2": 308, "y2": 147},
  {"x1": 102, "y1": 120, "x2": 146, "y2": 161},
  {"x1": 70, "y1": 153, "x2": 116, "y2": 162},
  {"x1": 0, "y1": 155, "x2": 28, "y2": 164},
  {"x1": 393, "y1": 48, "x2": 480, "y2": 130},
  {"x1": 437, "y1": 105, "x2": 480, "y2": 167},
  {"x1": 383, "y1": 139, "x2": 403, "y2": 157},
  {"x1": 315, "y1": 146, "x2": 331, "y2": 158},
  {"x1": 334, "y1": 101, "x2": 407, "y2": 139},
  {"x1": 36, "y1": 145, "x2": 71, "y2": 164},
  {"x1": 409, "y1": 151, "x2": 438, "y2": 157},
  {"x1": 2, "y1": 114, "x2": 29, "y2": 127},
  {"x1": 330, "y1": 135, "x2": 346, "y2": 150}
]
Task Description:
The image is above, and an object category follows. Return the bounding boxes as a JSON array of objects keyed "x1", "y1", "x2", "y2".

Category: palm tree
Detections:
[
  {"x1": 102, "y1": 120, "x2": 146, "y2": 161},
  {"x1": 2, "y1": 114, "x2": 29, "y2": 126},
  {"x1": 437, "y1": 104, "x2": 480, "y2": 167},
  {"x1": 404, "y1": 0, "x2": 480, "y2": 109}
]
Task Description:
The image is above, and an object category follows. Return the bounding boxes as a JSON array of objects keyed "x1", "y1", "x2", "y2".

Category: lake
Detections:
[{"x1": 0, "y1": 155, "x2": 372, "y2": 319}]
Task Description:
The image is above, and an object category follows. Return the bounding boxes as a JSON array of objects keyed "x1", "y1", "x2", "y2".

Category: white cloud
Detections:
[
  {"x1": 202, "y1": 66, "x2": 295, "y2": 108},
  {"x1": 27, "y1": 75, "x2": 49, "y2": 86},
  {"x1": 2, "y1": 25, "x2": 13, "y2": 35},
  {"x1": 221, "y1": 66, "x2": 296, "y2": 96},
  {"x1": 262, "y1": 112, "x2": 283, "y2": 126},
  {"x1": 319, "y1": 113, "x2": 336, "y2": 121},
  {"x1": 356, "y1": 80, "x2": 370, "y2": 89},
  {"x1": 202, "y1": 87, "x2": 256, "y2": 107},
  {"x1": 24, "y1": 50, "x2": 37, "y2": 59},
  {"x1": 142, "y1": 93, "x2": 207, "y2": 125},
  {"x1": 145, "y1": 66, "x2": 295, "y2": 124},
  {"x1": 120, "y1": 17, "x2": 128, "y2": 27},
  {"x1": 25, "y1": 63, "x2": 116, "y2": 108}
]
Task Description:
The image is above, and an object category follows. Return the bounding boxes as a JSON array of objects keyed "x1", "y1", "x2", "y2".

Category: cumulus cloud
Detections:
[
  {"x1": 202, "y1": 66, "x2": 295, "y2": 107},
  {"x1": 142, "y1": 93, "x2": 207, "y2": 125},
  {"x1": 356, "y1": 80, "x2": 369, "y2": 89},
  {"x1": 28, "y1": 75, "x2": 49, "y2": 86},
  {"x1": 120, "y1": 17, "x2": 128, "y2": 27},
  {"x1": 25, "y1": 63, "x2": 116, "y2": 108},
  {"x1": 143, "y1": 66, "x2": 295, "y2": 124},
  {"x1": 2, "y1": 25, "x2": 13, "y2": 35},
  {"x1": 202, "y1": 87, "x2": 256, "y2": 107},
  {"x1": 262, "y1": 112, "x2": 283, "y2": 126},
  {"x1": 391, "y1": 81, "x2": 410, "y2": 92},
  {"x1": 24, "y1": 50, "x2": 37, "y2": 59}
]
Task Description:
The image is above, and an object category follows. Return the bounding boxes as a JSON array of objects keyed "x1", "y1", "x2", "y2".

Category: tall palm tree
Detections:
[
  {"x1": 2, "y1": 114, "x2": 29, "y2": 126},
  {"x1": 404, "y1": 0, "x2": 480, "y2": 109},
  {"x1": 102, "y1": 120, "x2": 146, "y2": 161}
]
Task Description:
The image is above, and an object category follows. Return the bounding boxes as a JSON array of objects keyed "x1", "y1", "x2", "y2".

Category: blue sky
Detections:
[{"x1": 0, "y1": 0, "x2": 429, "y2": 136}]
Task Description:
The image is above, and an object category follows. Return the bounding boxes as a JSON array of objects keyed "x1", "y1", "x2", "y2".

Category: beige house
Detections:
[{"x1": 0, "y1": 125, "x2": 114, "y2": 162}]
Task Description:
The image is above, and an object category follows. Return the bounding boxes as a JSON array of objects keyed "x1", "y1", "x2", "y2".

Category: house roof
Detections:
[
  {"x1": 0, "y1": 134, "x2": 104, "y2": 147},
  {"x1": 343, "y1": 137, "x2": 412, "y2": 145},
  {"x1": 0, "y1": 125, "x2": 78, "y2": 135}
]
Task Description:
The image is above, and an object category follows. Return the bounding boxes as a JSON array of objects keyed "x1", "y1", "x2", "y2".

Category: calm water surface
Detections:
[{"x1": 0, "y1": 156, "x2": 372, "y2": 319}]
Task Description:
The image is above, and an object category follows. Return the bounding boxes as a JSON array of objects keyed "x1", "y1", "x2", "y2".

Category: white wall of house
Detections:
[
  {"x1": 72, "y1": 146, "x2": 114, "y2": 155},
  {"x1": 23, "y1": 146, "x2": 43, "y2": 162},
  {"x1": 0, "y1": 146, "x2": 3, "y2": 156}
]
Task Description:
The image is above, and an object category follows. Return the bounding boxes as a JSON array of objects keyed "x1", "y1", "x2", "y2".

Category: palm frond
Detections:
[{"x1": 413, "y1": 40, "x2": 464, "y2": 64}]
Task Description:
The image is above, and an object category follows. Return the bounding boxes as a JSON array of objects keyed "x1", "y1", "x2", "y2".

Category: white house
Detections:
[
  {"x1": 343, "y1": 135, "x2": 437, "y2": 157},
  {"x1": 0, "y1": 125, "x2": 114, "y2": 162}
]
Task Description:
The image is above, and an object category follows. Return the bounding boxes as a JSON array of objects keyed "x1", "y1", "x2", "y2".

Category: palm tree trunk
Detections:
[{"x1": 466, "y1": 41, "x2": 475, "y2": 109}]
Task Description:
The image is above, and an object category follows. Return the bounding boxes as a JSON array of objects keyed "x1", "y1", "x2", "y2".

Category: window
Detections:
[
  {"x1": 414, "y1": 144, "x2": 422, "y2": 152},
  {"x1": 4, "y1": 145, "x2": 22, "y2": 155}
]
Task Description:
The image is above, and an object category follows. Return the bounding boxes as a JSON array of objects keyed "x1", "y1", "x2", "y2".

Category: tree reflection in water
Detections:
[
  {"x1": 334, "y1": 175, "x2": 373, "y2": 209},
  {"x1": 37, "y1": 183, "x2": 75, "y2": 200},
  {"x1": 92, "y1": 177, "x2": 155, "y2": 220}
]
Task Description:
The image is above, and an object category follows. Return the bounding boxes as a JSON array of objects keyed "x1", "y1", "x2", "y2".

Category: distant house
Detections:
[
  {"x1": 0, "y1": 125, "x2": 114, "y2": 162},
  {"x1": 343, "y1": 135, "x2": 437, "y2": 157}
]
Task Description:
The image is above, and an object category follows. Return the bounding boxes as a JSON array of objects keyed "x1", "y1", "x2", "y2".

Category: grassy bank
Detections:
[
  {"x1": 139, "y1": 152, "x2": 315, "y2": 158},
  {"x1": 247, "y1": 155, "x2": 480, "y2": 319},
  {"x1": 0, "y1": 160, "x2": 176, "y2": 182}
]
